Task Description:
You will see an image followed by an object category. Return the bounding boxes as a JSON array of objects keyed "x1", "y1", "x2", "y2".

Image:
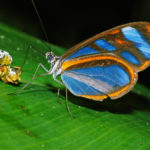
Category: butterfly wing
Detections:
[
  {"x1": 61, "y1": 53, "x2": 138, "y2": 101},
  {"x1": 60, "y1": 22, "x2": 150, "y2": 101},
  {"x1": 62, "y1": 22, "x2": 150, "y2": 72}
]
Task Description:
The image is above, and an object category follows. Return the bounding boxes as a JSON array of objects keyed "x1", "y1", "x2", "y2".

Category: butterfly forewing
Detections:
[{"x1": 62, "y1": 22, "x2": 150, "y2": 72}]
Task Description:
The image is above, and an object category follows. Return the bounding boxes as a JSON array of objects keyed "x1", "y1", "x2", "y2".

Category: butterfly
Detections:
[
  {"x1": 30, "y1": 22, "x2": 149, "y2": 101},
  {"x1": 24, "y1": 22, "x2": 150, "y2": 102},
  {"x1": 0, "y1": 49, "x2": 22, "y2": 84}
]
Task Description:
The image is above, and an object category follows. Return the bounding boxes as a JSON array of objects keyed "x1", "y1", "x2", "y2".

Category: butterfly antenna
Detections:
[
  {"x1": 31, "y1": 0, "x2": 52, "y2": 51},
  {"x1": 21, "y1": 45, "x2": 45, "y2": 69}
]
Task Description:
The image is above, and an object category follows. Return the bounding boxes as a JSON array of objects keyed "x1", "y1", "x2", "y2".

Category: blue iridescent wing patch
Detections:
[
  {"x1": 120, "y1": 51, "x2": 141, "y2": 65},
  {"x1": 94, "y1": 39, "x2": 116, "y2": 51},
  {"x1": 64, "y1": 46, "x2": 99, "y2": 61},
  {"x1": 121, "y1": 26, "x2": 150, "y2": 59},
  {"x1": 61, "y1": 65, "x2": 130, "y2": 99}
]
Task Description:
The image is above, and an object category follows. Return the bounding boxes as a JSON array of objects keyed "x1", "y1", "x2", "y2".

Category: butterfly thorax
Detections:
[{"x1": 45, "y1": 51, "x2": 62, "y2": 77}]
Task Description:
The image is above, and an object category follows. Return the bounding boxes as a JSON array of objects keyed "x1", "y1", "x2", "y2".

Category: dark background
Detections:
[
  {"x1": 0, "y1": 0, "x2": 150, "y2": 85},
  {"x1": 0, "y1": 0, "x2": 150, "y2": 48}
]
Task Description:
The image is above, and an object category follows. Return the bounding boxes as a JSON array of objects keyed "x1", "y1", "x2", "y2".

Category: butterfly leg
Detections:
[
  {"x1": 53, "y1": 75, "x2": 64, "y2": 104},
  {"x1": 52, "y1": 73, "x2": 63, "y2": 85},
  {"x1": 57, "y1": 85, "x2": 74, "y2": 116},
  {"x1": 9, "y1": 63, "x2": 50, "y2": 95},
  {"x1": 22, "y1": 62, "x2": 50, "y2": 89},
  {"x1": 65, "y1": 88, "x2": 75, "y2": 118},
  {"x1": 32, "y1": 63, "x2": 49, "y2": 78},
  {"x1": 8, "y1": 72, "x2": 50, "y2": 95},
  {"x1": 57, "y1": 87, "x2": 63, "y2": 104},
  {"x1": 23, "y1": 73, "x2": 50, "y2": 90}
]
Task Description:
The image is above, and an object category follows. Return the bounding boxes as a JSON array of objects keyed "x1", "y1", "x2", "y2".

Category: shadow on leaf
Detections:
[{"x1": 13, "y1": 82, "x2": 150, "y2": 115}]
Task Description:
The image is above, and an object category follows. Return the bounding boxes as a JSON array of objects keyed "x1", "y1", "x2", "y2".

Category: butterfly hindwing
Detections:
[{"x1": 61, "y1": 54, "x2": 138, "y2": 101}]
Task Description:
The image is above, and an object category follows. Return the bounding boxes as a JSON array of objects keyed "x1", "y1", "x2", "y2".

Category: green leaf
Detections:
[{"x1": 0, "y1": 22, "x2": 150, "y2": 150}]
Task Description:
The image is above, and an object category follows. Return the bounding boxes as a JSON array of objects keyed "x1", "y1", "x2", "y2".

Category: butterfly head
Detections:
[
  {"x1": 45, "y1": 51, "x2": 61, "y2": 75},
  {"x1": 45, "y1": 51, "x2": 56, "y2": 63}
]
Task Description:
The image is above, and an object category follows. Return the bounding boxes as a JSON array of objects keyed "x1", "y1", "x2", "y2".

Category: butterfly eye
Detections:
[{"x1": 45, "y1": 52, "x2": 54, "y2": 63}]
